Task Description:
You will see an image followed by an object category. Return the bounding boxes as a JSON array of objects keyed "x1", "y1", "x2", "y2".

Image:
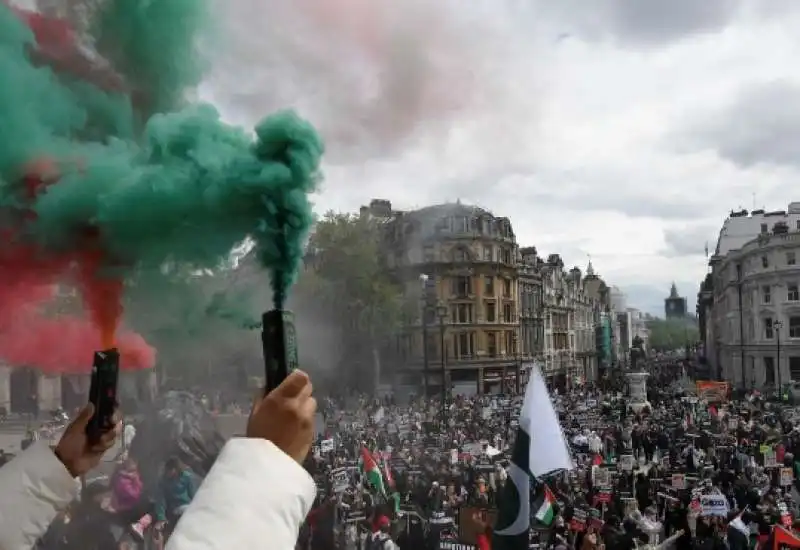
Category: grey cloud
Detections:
[
  {"x1": 435, "y1": 168, "x2": 707, "y2": 221},
  {"x1": 679, "y1": 80, "x2": 800, "y2": 169},
  {"x1": 534, "y1": 0, "x2": 742, "y2": 46},
  {"x1": 662, "y1": 225, "x2": 718, "y2": 258}
]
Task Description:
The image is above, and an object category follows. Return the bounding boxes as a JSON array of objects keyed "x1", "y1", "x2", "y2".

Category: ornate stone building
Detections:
[
  {"x1": 518, "y1": 247, "x2": 545, "y2": 385},
  {"x1": 540, "y1": 256, "x2": 598, "y2": 388},
  {"x1": 373, "y1": 200, "x2": 522, "y2": 396}
]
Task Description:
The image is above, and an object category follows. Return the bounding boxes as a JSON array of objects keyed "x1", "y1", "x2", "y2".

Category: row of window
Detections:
[
  {"x1": 760, "y1": 283, "x2": 800, "y2": 304},
  {"x1": 451, "y1": 275, "x2": 513, "y2": 298},
  {"x1": 436, "y1": 216, "x2": 514, "y2": 239},
  {"x1": 763, "y1": 316, "x2": 800, "y2": 339},
  {"x1": 762, "y1": 356, "x2": 800, "y2": 386},
  {"x1": 394, "y1": 330, "x2": 519, "y2": 360},
  {"x1": 424, "y1": 244, "x2": 515, "y2": 264},
  {"x1": 449, "y1": 302, "x2": 516, "y2": 324},
  {"x1": 761, "y1": 220, "x2": 800, "y2": 234},
  {"x1": 757, "y1": 250, "x2": 796, "y2": 270}
]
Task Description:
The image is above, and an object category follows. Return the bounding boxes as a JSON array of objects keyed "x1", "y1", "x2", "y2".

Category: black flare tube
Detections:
[
  {"x1": 262, "y1": 309, "x2": 298, "y2": 393},
  {"x1": 86, "y1": 348, "x2": 119, "y2": 439}
]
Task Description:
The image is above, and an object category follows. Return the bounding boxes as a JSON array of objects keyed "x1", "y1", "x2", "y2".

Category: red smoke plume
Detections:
[{"x1": 0, "y1": 158, "x2": 155, "y2": 374}]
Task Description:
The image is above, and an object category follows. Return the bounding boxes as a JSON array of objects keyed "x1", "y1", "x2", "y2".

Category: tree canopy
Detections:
[
  {"x1": 306, "y1": 211, "x2": 406, "y2": 339},
  {"x1": 116, "y1": 211, "x2": 407, "y2": 391},
  {"x1": 647, "y1": 317, "x2": 699, "y2": 351}
]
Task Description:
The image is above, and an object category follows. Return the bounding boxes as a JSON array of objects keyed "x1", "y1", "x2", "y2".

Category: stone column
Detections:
[
  {"x1": 0, "y1": 365, "x2": 10, "y2": 414},
  {"x1": 625, "y1": 372, "x2": 650, "y2": 413},
  {"x1": 37, "y1": 374, "x2": 62, "y2": 413}
]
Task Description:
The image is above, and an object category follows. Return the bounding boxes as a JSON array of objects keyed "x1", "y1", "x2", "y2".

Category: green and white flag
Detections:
[
  {"x1": 533, "y1": 485, "x2": 556, "y2": 526},
  {"x1": 360, "y1": 447, "x2": 386, "y2": 496},
  {"x1": 493, "y1": 365, "x2": 572, "y2": 550}
]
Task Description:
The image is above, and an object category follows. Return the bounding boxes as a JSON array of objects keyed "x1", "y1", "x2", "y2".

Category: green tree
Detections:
[
  {"x1": 304, "y1": 211, "x2": 407, "y2": 389},
  {"x1": 647, "y1": 318, "x2": 699, "y2": 352}
]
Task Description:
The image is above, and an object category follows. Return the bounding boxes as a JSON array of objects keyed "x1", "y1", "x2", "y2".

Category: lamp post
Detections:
[
  {"x1": 436, "y1": 304, "x2": 448, "y2": 424},
  {"x1": 513, "y1": 331, "x2": 520, "y2": 394},
  {"x1": 419, "y1": 274, "x2": 430, "y2": 398},
  {"x1": 775, "y1": 319, "x2": 783, "y2": 393},
  {"x1": 736, "y1": 264, "x2": 746, "y2": 389}
]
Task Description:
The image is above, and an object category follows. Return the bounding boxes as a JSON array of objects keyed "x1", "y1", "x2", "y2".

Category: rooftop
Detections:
[{"x1": 714, "y1": 202, "x2": 800, "y2": 257}]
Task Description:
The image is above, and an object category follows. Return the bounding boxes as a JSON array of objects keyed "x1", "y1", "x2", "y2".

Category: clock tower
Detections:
[{"x1": 664, "y1": 282, "x2": 687, "y2": 320}]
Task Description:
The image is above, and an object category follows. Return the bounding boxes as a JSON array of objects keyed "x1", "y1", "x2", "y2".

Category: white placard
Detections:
[
  {"x1": 331, "y1": 468, "x2": 350, "y2": 493},
  {"x1": 594, "y1": 467, "x2": 610, "y2": 486},
  {"x1": 700, "y1": 495, "x2": 729, "y2": 517},
  {"x1": 620, "y1": 454, "x2": 635, "y2": 472},
  {"x1": 320, "y1": 438, "x2": 335, "y2": 453},
  {"x1": 781, "y1": 467, "x2": 794, "y2": 486}
]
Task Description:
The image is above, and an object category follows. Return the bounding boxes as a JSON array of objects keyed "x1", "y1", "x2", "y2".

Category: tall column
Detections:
[
  {"x1": 37, "y1": 373, "x2": 62, "y2": 413},
  {"x1": 0, "y1": 365, "x2": 10, "y2": 414}
]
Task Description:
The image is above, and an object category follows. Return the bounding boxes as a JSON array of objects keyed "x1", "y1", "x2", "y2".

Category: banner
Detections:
[{"x1": 696, "y1": 381, "x2": 729, "y2": 402}]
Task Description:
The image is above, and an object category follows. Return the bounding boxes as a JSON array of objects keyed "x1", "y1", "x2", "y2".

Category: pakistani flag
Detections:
[
  {"x1": 493, "y1": 365, "x2": 572, "y2": 550},
  {"x1": 360, "y1": 447, "x2": 386, "y2": 496}
]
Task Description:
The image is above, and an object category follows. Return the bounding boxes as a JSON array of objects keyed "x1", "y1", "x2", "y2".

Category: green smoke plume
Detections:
[{"x1": 0, "y1": 0, "x2": 321, "y2": 311}]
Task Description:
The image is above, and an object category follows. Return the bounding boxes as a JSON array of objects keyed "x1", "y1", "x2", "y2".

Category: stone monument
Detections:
[{"x1": 626, "y1": 371, "x2": 651, "y2": 413}]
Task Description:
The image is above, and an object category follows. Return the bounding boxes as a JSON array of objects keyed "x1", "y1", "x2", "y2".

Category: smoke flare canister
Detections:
[
  {"x1": 86, "y1": 348, "x2": 119, "y2": 439},
  {"x1": 261, "y1": 310, "x2": 299, "y2": 392}
]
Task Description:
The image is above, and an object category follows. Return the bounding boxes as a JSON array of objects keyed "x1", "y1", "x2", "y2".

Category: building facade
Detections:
[
  {"x1": 539, "y1": 256, "x2": 598, "y2": 388},
  {"x1": 379, "y1": 201, "x2": 522, "y2": 396},
  {"x1": 700, "y1": 203, "x2": 800, "y2": 389},
  {"x1": 582, "y1": 264, "x2": 616, "y2": 374},
  {"x1": 518, "y1": 247, "x2": 545, "y2": 379}
]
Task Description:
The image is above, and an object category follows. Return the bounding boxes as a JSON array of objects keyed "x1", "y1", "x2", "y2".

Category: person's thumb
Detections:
[
  {"x1": 249, "y1": 387, "x2": 265, "y2": 417},
  {"x1": 70, "y1": 403, "x2": 94, "y2": 431}
]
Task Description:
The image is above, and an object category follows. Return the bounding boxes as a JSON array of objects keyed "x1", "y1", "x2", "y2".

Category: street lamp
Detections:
[
  {"x1": 419, "y1": 274, "x2": 430, "y2": 398},
  {"x1": 513, "y1": 331, "x2": 520, "y2": 394},
  {"x1": 775, "y1": 319, "x2": 783, "y2": 392},
  {"x1": 436, "y1": 303, "x2": 448, "y2": 424}
]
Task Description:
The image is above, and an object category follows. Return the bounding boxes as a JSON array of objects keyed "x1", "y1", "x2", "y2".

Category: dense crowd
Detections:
[
  {"x1": 4, "y1": 361, "x2": 800, "y2": 550},
  {"x1": 296, "y1": 365, "x2": 800, "y2": 550}
]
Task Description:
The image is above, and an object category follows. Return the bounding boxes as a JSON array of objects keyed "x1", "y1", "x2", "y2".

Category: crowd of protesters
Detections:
[
  {"x1": 297, "y1": 362, "x2": 800, "y2": 550},
  {"x1": 3, "y1": 361, "x2": 800, "y2": 550}
]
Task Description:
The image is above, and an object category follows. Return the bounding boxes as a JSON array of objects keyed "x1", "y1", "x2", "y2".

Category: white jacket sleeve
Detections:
[
  {"x1": 166, "y1": 438, "x2": 317, "y2": 550},
  {"x1": 0, "y1": 441, "x2": 79, "y2": 550}
]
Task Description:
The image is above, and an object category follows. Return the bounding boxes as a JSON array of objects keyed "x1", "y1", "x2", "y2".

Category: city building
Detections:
[
  {"x1": 582, "y1": 263, "x2": 617, "y2": 378},
  {"x1": 699, "y1": 203, "x2": 800, "y2": 388},
  {"x1": 571, "y1": 268, "x2": 599, "y2": 385},
  {"x1": 377, "y1": 200, "x2": 522, "y2": 396},
  {"x1": 540, "y1": 256, "x2": 598, "y2": 388},
  {"x1": 665, "y1": 283, "x2": 688, "y2": 319},
  {"x1": 518, "y1": 247, "x2": 545, "y2": 384}
]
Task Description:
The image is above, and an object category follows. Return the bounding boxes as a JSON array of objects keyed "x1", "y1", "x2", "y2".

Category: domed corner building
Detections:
[{"x1": 363, "y1": 199, "x2": 524, "y2": 398}]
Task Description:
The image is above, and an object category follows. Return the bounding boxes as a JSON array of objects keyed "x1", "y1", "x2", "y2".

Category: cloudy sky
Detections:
[{"x1": 202, "y1": 0, "x2": 800, "y2": 315}]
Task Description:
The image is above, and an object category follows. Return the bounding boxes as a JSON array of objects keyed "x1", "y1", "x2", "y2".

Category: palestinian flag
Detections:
[
  {"x1": 382, "y1": 458, "x2": 395, "y2": 491},
  {"x1": 533, "y1": 485, "x2": 556, "y2": 526},
  {"x1": 361, "y1": 447, "x2": 386, "y2": 496},
  {"x1": 381, "y1": 457, "x2": 401, "y2": 513}
]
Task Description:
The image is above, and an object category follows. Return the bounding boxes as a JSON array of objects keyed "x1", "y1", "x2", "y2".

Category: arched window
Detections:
[{"x1": 453, "y1": 246, "x2": 470, "y2": 262}]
